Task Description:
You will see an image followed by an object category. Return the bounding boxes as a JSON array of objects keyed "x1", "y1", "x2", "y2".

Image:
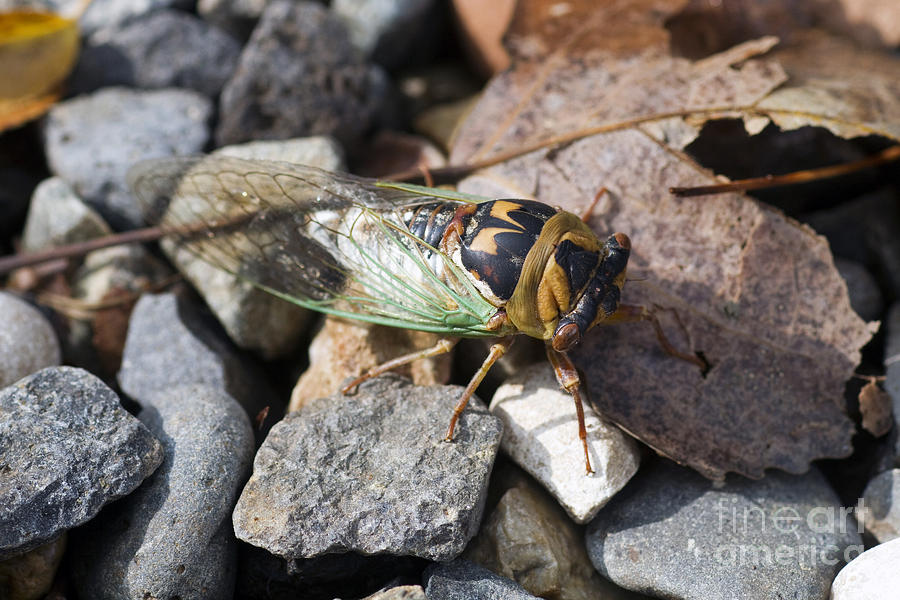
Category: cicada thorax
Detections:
[{"x1": 404, "y1": 198, "x2": 631, "y2": 348}]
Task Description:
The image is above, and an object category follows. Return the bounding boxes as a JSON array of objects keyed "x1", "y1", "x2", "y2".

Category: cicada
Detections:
[{"x1": 130, "y1": 156, "x2": 694, "y2": 474}]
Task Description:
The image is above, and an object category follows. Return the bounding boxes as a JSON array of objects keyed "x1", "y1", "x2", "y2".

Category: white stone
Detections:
[
  {"x1": 490, "y1": 364, "x2": 641, "y2": 523},
  {"x1": 212, "y1": 135, "x2": 345, "y2": 170},
  {"x1": 22, "y1": 177, "x2": 110, "y2": 252},
  {"x1": 831, "y1": 538, "x2": 900, "y2": 600}
]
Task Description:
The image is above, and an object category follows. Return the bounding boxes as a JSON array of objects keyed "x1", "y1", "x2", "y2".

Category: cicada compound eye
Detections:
[{"x1": 552, "y1": 321, "x2": 581, "y2": 352}]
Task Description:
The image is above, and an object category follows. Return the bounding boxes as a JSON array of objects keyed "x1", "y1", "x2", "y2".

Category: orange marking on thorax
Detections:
[{"x1": 469, "y1": 201, "x2": 525, "y2": 255}]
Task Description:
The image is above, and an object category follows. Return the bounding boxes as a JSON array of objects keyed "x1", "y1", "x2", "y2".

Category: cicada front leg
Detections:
[
  {"x1": 341, "y1": 338, "x2": 459, "y2": 394},
  {"x1": 545, "y1": 345, "x2": 595, "y2": 474}
]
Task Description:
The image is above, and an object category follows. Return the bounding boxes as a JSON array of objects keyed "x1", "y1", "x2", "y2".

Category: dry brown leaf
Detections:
[
  {"x1": 451, "y1": 0, "x2": 514, "y2": 77},
  {"x1": 0, "y1": 10, "x2": 79, "y2": 131},
  {"x1": 859, "y1": 379, "x2": 893, "y2": 438},
  {"x1": 450, "y1": 0, "x2": 882, "y2": 479}
]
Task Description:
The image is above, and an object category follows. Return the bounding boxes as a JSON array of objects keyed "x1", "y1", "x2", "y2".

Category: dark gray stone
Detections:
[
  {"x1": 72, "y1": 9, "x2": 241, "y2": 98},
  {"x1": 333, "y1": 0, "x2": 438, "y2": 69},
  {"x1": 233, "y1": 375, "x2": 502, "y2": 561},
  {"x1": 423, "y1": 559, "x2": 539, "y2": 600},
  {"x1": 71, "y1": 384, "x2": 254, "y2": 600},
  {"x1": 216, "y1": 0, "x2": 389, "y2": 147},
  {"x1": 44, "y1": 87, "x2": 212, "y2": 229},
  {"x1": 117, "y1": 292, "x2": 277, "y2": 428},
  {"x1": 78, "y1": 0, "x2": 192, "y2": 35},
  {"x1": 860, "y1": 468, "x2": 900, "y2": 543},
  {"x1": 0, "y1": 293, "x2": 61, "y2": 388},
  {"x1": 803, "y1": 189, "x2": 900, "y2": 298},
  {"x1": 586, "y1": 459, "x2": 864, "y2": 600},
  {"x1": 21, "y1": 177, "x2": 111, "y2": 252},
  {"x1": 196, "y1": 0, "x2": 263, "y2": 39},
  {"x1": 0, "y1": 367, "x2": 163, "y2": 559},
  {"x1": 835, "y1": 258, "x2": 883, "y2": 322}
]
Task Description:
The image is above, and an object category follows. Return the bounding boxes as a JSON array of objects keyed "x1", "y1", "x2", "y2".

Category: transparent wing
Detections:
[{"x1": 129, "y1": 155, "x2": 504, "y2": 337}]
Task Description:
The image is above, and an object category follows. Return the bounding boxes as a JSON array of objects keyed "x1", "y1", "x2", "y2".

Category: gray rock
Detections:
[
  {"x1": 44, "y1": 87, "x2": 212, "y2": 229},
  {"x1": 71, "y1": 384, "x2": 254, "y2": 600},
  {"x1": 835, "y1": 258, "x2": 883, "y2": 322},
  {"x1": 21, "y1": 177, "x2": 111, "y2": 252},
  {"x1": 216, "y1": 1, "x2": 389, "y2": 147},
  {"x1": 118, "y1": 292, "x2": 277, "y2": 427},
  {"x1": 363, "y1": 584, "x2": 426, "y2": 600},
  {"x1": 0, "y1": 367, "x2": 163, "y2": 559},
  {"x1": 423, "y1": 559, "x2": 539, "y2": 600},
  {"x1": 489, "y1": 365, "x2": 640, "y2": 524},
  {"x1": 79, "y1": 0, "x2": 191, "y2": 35},
  {"x1": 886, "y1": 303, "x2": 900, "y2": 464},
  {"x1": 233, "y1": 375, "x2": 502, "y2": 561},
  {"x1": 465, "y1": 478, "x2": 642, "y2": 600},
  {"x1": 859, "y1": 469, "x2": 900, "y2": 543},
  {"x1": 333, "y1": 0, "x2": 438, "y2": 69},
  {"x1": 585, "y1": 460, "x2": 864, "y2": 600},
  {"x1": 0, "y1": 293, "x2": 61, "y2": 388},
  {"x1": 72, "y1": 9, "x2": 241, "y2": 98},
  {"x1": 831, "y1": 538, "x2": 900, "y2": 600},
  {"x1": 212, "y1": 135, "x2": 346, "y2": 168}
]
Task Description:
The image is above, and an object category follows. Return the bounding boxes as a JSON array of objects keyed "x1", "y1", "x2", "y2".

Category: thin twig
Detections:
[{"x1": 670, "y1": 145, "x2": 900, "y2": 197}]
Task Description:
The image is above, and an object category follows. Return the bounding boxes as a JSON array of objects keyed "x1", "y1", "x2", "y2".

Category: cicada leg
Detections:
[
  {"x1": 444, "y1": 335, "x2": 516, "y2": 442},
  {"x1": 545, "y1": 345, "x2": 594, "y2": 474},
  {"x1": 605, "y1": 304, "x2": 707, "y2": 370},
  {"x1": 341, "y1": 338, "x2": 458, "y2": 394},
  {"x1": 581, "y1": 187, "x2": 609, "y2": 223}
]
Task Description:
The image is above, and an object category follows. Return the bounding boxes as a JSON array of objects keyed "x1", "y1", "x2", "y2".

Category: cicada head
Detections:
[
  {"x1": 550, "y1": 231, "x2": 631, "y2": 352},
  {"x1": 504, "y1": 208, "x2": 631, "y2": 348}
]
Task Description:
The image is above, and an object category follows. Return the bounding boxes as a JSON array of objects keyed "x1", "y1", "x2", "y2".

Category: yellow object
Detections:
[{"x1": 0, "y1": 11, "x2": 79, "y2": 99}]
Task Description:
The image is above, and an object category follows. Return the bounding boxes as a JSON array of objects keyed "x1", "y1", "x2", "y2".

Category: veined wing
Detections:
[{"x1": 128, "y1": 155, "x2": 505, "y2": 337}]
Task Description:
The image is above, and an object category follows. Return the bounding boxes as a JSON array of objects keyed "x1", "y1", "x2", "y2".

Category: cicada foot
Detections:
[
  {"x1": 545, "y1": 345, "x2": 595, "y2": 475},
  {"x1": 340, "y1": 338, "x2": 458, "y2": 395}
]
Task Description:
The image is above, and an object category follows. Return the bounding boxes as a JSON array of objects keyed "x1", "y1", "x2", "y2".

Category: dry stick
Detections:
[
  {"x1": 381, "y1": 108, "x2": 745, "y2": 183},
  {"x1": 0, "y1": 225, "x2": 171, "y2": 275},
  {"x1": 670, "y1": 144, "x2": 900, "y2": 197},
  {"x1": 0, "y1": 214, "x2": 251, "y2": 276}
]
